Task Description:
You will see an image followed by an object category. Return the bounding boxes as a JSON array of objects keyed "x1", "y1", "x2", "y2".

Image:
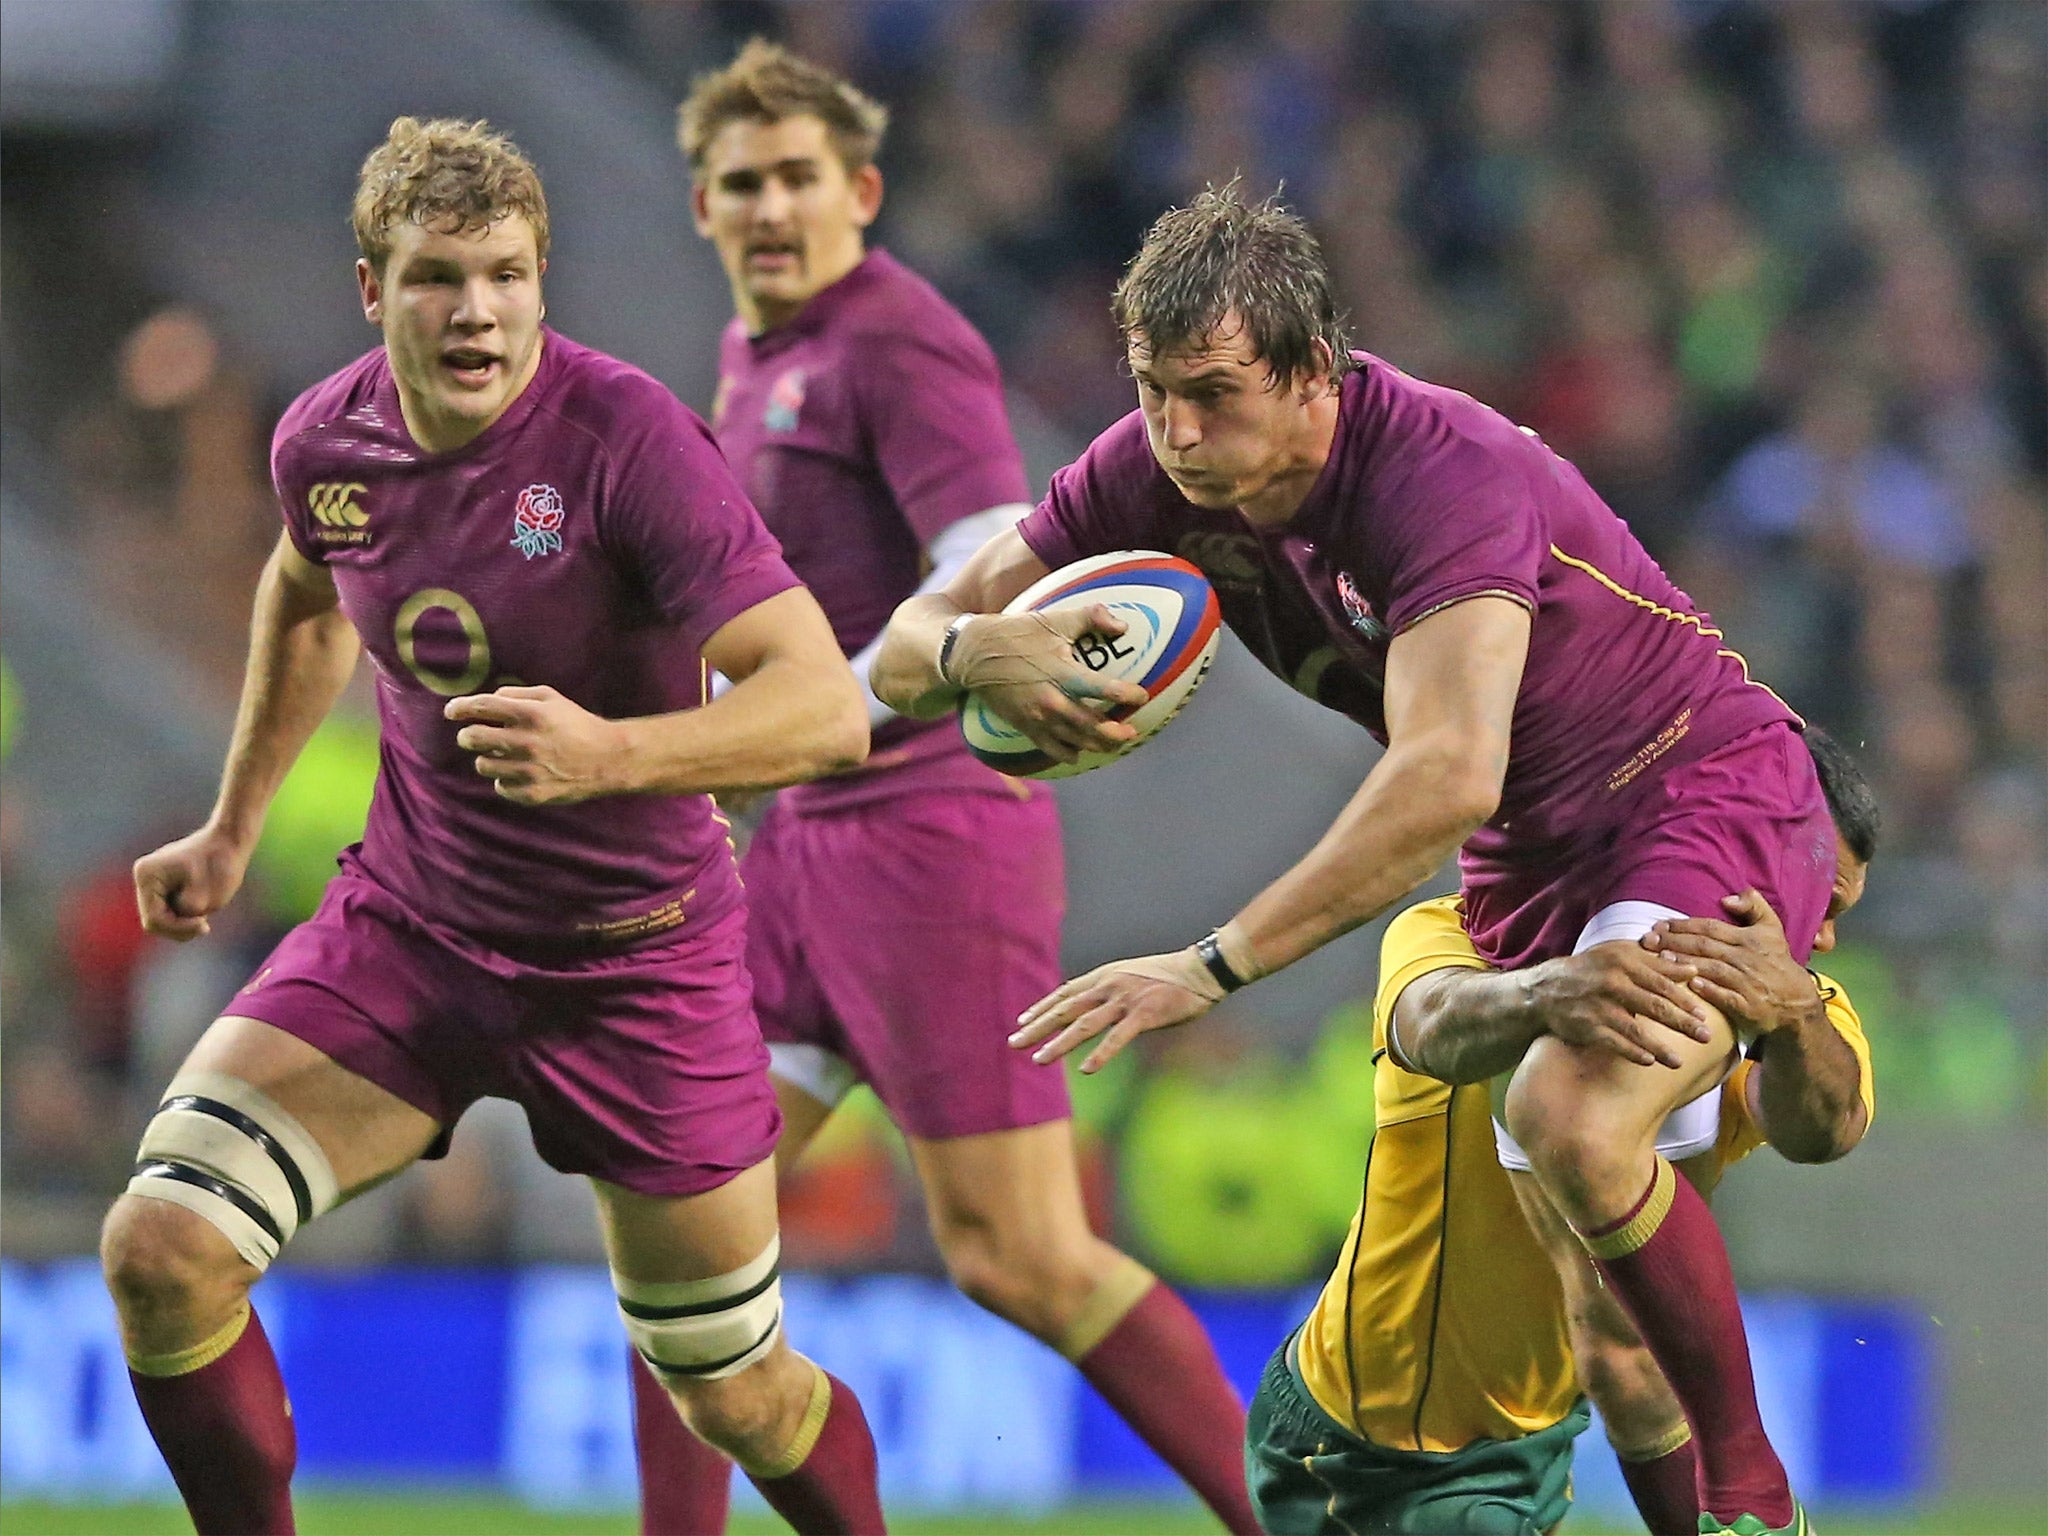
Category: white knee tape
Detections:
[
  {"x1": 618, "y1": 1236, "x2": 784, "y2": 1383},
  {"x1": 126, "y1": 1071, "x2": 341, "y2": 1272}
]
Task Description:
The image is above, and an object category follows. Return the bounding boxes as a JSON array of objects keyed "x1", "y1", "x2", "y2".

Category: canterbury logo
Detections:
[{"x1": 307, "y1": 483, "x2": 369, "y2": 528}]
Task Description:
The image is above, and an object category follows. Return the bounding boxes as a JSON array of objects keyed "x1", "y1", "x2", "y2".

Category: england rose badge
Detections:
[{"x1": 511, "y1": 483, "x2": 565, "y2": 559}]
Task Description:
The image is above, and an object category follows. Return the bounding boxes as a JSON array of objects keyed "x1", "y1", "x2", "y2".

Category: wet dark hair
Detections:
[
  {"x1": 1112, "y1": 180, "x2": 1353, "y2": 389},
  {"x1": 1804, "y1": 725, "x2": 1880, "y2": 864}
]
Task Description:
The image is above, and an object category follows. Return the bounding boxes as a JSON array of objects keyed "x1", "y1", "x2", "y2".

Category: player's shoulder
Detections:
[
  {"x1": 1383, "y1": 894, "x2": 1470, "y2": 948},
  {"x1": 534, "y1": 330, "x2": 707, "y2": 449},
  {"x1": 271, "y1": 347, "x2": 390, "y2": 465},
  {"x1": 1348, "y1": 352, "x2": 1551, "y2": 488},
  {"x1": 838, "y1": 251, "x2": 998, "y2": 363}
]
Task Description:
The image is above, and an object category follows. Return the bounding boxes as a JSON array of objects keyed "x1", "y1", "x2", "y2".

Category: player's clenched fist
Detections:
[
  {"x1": 943, "y1": 605, "x2": 1147, "y2": 764},
  {"x1": 446, "y1": 684, "x2": 628, "y2": 806},
  {"x1": 134, "y1": 825, "x2": 251, "y2": 941},
  {"x1": 1011, "y1": 946, "x2": 1226, "y2": 1074}
]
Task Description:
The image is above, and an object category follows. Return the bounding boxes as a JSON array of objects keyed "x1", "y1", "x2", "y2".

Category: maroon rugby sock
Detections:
[
  {"x1": 1580, "y1": 1159, "x2": 1792, "y2": 1527},
  {"x1": 1073, "y1": 1281, "x2": 1259, "y2": 1536},
  {"x1": 631, "y1": 1348, "x2": 733, "y2": 1534},
  {"x1": 745, "y1": 1369, "x2": 886, "y2": 1535},
  {"x1": 128, "y1": 1305, "x2": 296, "y2": 1536},
  {"x1": 1618, "y1": 1432, "x2": 1701, "y2": 1535}
]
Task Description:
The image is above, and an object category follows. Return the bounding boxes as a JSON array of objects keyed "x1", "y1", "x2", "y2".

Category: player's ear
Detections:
[
  {"x1": 690, "y1": 180, "x2": 713, "y2": 237},
  {"x1": 850, "y1": 162, "x2": 883, "y2": 229},
  {"x1": 1301, "y1": 338, "x2": 1337, "y2": 402},
  {"x1": 357, "y1": 258, "x2": 383, "y2": 326}
]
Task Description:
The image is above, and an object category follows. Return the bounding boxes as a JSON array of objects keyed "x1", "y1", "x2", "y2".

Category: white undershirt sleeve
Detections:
[
  {"x1": 847, "y1": 502, "x2": 1032, "y2": 727},
  {"x1": 711, "y1": 502, "x2": 1032, "y2": 725}
]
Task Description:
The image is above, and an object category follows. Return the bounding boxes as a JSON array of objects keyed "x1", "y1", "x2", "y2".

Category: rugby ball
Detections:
[{"x1": 958, "y1": 550, "x2": 1222, "y2": 780}]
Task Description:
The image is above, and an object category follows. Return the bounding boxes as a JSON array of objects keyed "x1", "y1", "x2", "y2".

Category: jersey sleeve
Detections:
[
  {"x1": 1370, "y1": 896, "x2": 1492, "y2": 1127},
  {"x1": 270, "y1": 398, "x2": 331, "y2": 565},
  {"x1": 1017, "y1": 413, "x2": 1162, "y2": 572},
  {"x1": 604, "y1": 389, "x2": 803, "y2": 654},
  {"x1": 857, "y1": 326, "x2": 1030, "y2": 546},
  {"x1": 1715, "y1": 972, "x2": 1874, "y2": 1168},
  {"x1": 1371, "y1": 440, "x2": 1546, "y2": 637}
]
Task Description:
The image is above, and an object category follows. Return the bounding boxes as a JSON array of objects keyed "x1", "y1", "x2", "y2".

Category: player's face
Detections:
[
  {"x1": 1129, "y1": 318, "x2": 1331, "y2": 526},
  {"x1": 693, "y1": 114, "x2": 881, "y2": 332},
  {"x1": 1811, "y1": 834, "x2": 1867, "y2": 955},
  {"x1": 358, "y1": 214, "x2": 546, "y2": 454}
]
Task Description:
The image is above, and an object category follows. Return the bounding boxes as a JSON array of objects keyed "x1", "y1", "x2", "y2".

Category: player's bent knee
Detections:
[
  {"x1": 935, "y1": 1228, "x2": 1083, "y2": 1338},
  {"x1": 617, "y1": 1235, "x2": 783, "y2": 1390},
  {"x1": 100, "y1": 1194, "x2": 253, "y2": 1319},
  {"x1": 121, "y1": 1070, "x2": 341, "y2": 1275}
]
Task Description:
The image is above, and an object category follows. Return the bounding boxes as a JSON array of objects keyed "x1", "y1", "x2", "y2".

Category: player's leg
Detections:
[
  {"x1": 596, "y1": 1162, "x2": 885, "y2": 1535},
  {"x1": 1504, "y1": 933, "x2": 1792, "y2": 1530},
  {"x1": 631, "y1": 798, "x2": 845, "y2": 1536},
  {"x1": 628, "y1": 1072, "x2": 840, "y2": 1535},
  {"x1": 1505, "y1": 1163, "x2": 1699, "y2": 1536},
  {"x1": 910, "y1": 1121, "x2": 1259, "y2": 1535},
  {"x1": 101, "y1": 1015, "x2": 442, "y2": 1535}
]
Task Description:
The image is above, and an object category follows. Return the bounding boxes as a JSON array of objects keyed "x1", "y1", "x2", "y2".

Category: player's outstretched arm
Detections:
[
  {"x1": 1646, "y1": 892, "x2": 1869, "y2": 1162},
  {"x1": 1390, "y1": 947, "x2": 1712, "y2": 1085},
  {"x1": 870, "y1": 526, "x2": 1144, "y2": 762},
  {"x1": 1012, "y1": 596, "x2": 1533, "y2": 1072},
  {"x1": 134, "y1": 532, "x2": 359, "y2": 940}
]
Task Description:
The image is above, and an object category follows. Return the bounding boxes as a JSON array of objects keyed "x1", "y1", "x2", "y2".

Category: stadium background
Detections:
[{"x1": 1, "y1": 1, "x2": 2043, "y2": 1531}]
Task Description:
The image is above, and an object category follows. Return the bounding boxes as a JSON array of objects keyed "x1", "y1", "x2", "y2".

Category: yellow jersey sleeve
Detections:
[
  {"x1": 1715, "y1": 971, "x2": 1874, "y2": 1167},
  {"x1": 1372, "y1": 896, "x2": 1495, "y2": 1128}
]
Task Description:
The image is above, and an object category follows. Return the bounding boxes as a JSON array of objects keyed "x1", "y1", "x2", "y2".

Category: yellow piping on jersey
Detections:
[{"x1": 1546, "y1": 544, "x2": 1801, "y2": 723}]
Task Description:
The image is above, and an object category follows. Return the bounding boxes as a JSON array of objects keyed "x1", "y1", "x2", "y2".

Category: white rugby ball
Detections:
[{"x1": 958, "y1": 550, "x2": 1223, "y2": 780}]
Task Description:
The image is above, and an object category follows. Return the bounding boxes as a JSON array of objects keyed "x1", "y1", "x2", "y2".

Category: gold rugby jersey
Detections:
[{"x1": 1293, "y1": 895, "x2": 1872, "y2": 1452}]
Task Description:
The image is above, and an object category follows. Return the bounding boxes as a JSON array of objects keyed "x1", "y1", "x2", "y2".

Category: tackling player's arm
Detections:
[
  {"x1": 448, "y1": 586, "x2": 868, "y2": 803},
  {"x1": 1647, "y1": 891, "x2": 1868, "y2": 1162},
  {"x1": 870, "y1": 525, "x2": 1145, "y2": 762},
  {"x1": 1014, "y1": 595, "x2": 1536, "y2": 1072},
  {"x1": 1390, "y1": 943, "x2": 1710, "y2": 1083},
  {"x1": 134, "y1": 531, "x2": 360, "y2": 940}
]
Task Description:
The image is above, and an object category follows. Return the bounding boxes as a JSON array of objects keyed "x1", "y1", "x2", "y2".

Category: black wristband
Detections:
[
  {"x1": 936, "y1": 613, "x2": 976, "y2": 686},
  {"x1": 1195, "y1": 931, "x2": 1248, "y2": 993}
]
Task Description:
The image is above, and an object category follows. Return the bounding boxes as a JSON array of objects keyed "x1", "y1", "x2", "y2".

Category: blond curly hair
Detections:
[{"x1": 351, "y1": 117, "x2": 550, "y2": 271}]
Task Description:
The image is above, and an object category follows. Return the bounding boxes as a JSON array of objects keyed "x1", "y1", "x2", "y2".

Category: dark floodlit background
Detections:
[{"x1": 3, "y1": 2, "x2": 2044, "y2": 1530}]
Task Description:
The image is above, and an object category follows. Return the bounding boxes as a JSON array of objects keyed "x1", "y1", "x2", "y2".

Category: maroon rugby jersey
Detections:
[
  {"x1": 1019, "y1": 353, "x2": 1796, "y2": 852},
  {"x1": 270, "y1": 330, "x2": 799, "y2": 947},
  {"x1": 713, "y1": 249, "x2": 1030, "y2": 806}
]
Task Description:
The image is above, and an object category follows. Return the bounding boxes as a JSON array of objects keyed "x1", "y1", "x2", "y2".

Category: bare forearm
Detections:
[
  {"x1": 211, "y1": 564, "x2": 358, "y2": 849},
  {"x1": 872, "y1": 593, "x2": 965, "y2": 719},
  {"x1": 1754, "y1": 1003, "x2": 1867, "y2": 1162},
  {"x1": 1233, "y1": 744, "x2": 1496, "y2": 976},
  {"x1": 1395, "y1": 968, "x2": 1547, "y2": 1084},
  {"x1": 614, "y1": 659, "x2": 867, "y2": 796}
]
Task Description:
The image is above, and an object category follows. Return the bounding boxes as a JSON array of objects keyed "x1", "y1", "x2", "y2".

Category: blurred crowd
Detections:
[{"x1": 4, "y1": 0, "x2": 2045, "y2": 1286}]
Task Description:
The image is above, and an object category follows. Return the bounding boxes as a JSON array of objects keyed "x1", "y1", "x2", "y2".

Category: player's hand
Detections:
[
  {"x1": 1010, "y1": 947, "x2": 1225, "y2": 1074},
  {"x1": 1528, "y1": 943, "x2": 1714, "y2": 1068},
  {"x1": 948, "y1": 607, "x2": 1148, "y2": 765},
  {"x1": 446, "y1": 685, "x2": 629, "y2": 806},
  {"x1": 1642, "y1": 890, "x2": 1816, "y2": 1036},
  {"x1": 133, "y1": 825, "x2": 251, "y2": 941}
]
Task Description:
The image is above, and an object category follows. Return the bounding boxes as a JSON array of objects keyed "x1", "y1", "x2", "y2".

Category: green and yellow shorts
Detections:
[{"x1": 1244, "y1": 1335, "x2": 1590, "y2": 1535}]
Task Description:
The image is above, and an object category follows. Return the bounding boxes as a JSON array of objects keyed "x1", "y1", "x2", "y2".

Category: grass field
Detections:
[{"x1": 6, "y1": 1497, "x2": 2046, "y2": 1536}]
